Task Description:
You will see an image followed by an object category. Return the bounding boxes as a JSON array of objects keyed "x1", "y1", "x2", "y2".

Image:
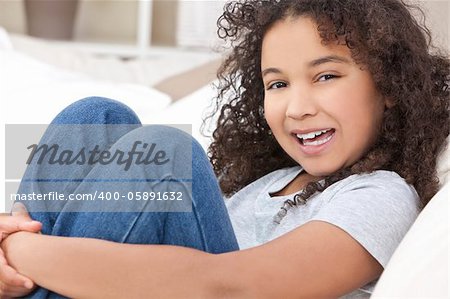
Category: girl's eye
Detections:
[
  {"x1": 317, "y1": 74, "x2": 339, "y2": 82},
  {"x1": 267, "y1": 82, "x2": 287, "y2": 90}
]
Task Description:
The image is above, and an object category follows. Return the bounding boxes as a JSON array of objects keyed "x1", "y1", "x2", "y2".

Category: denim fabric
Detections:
[{"x1": 17, "y1": 97, "x2": 239, "y2": 299}]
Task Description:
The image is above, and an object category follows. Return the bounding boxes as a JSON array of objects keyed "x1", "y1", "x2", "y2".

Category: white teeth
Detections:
[
  {"x1": 296, "y1": 129, "x2": 330, "y2": 140},
  {"x1": 303, "y1": 133, "x2": 333, "y2": 146}
]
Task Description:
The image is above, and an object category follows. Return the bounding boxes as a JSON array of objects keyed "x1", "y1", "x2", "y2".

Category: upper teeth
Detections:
[{"x1": 296, "y1": 129, "x2": 330, "y2": 140}]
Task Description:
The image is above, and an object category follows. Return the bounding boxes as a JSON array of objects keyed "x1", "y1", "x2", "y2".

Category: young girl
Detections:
[{"x1": 0, "y1": 0, "x2": 448, "y2": 298}]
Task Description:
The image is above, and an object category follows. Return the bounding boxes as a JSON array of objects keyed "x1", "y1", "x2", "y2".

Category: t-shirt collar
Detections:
[{"x1": 266, "y1": 166, "x2": 304, "y2": 196}]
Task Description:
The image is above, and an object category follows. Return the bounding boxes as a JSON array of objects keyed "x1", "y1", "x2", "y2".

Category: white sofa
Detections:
[
  {"x1": 1, "y1": 28, "x2": 449, "y2": 298},
  {"x1": 372, "y1": 143, "x2": 449, "y2": 298}
]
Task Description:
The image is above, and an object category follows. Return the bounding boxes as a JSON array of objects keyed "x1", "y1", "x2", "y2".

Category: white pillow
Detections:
[
  {"x1": 0, "y1": 47, "x2": 173, "y2": 213},
  {"x1": 8, "y1": 31, "x2": 220, "y2": 88},
  {"x1": 0, "y1": 27, "x2": 13, "y2": 50},
  {"x1": 436, "y1": 136, "x2": 450, "y2": 187},
  {"x1": 148, "y1": 81, "x2": 219, "y2": 151},
  {"x1": 1, "y1": 50, "x2": 171, "y2": 124}
]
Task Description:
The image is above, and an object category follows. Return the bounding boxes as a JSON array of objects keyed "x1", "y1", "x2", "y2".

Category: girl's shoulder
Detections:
[
  {"x1": 309, "y1": 170, "x2": 421, "y2": 269},
  {"x1": 318, "y1": 170, "x2": 421, "y2": 228},
  {"x1": 327, "y1": 170, "x2": 419, "y2": 201}
]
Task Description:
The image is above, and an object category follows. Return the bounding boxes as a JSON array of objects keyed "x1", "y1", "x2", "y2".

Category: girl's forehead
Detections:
[{"x1": 261, "y1": 17, "x2": 353, "y2": 66}]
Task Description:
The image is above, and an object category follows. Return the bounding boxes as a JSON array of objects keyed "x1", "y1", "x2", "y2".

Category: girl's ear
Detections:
[{"x1": 384, "y1": 97, "x2": 395, "y2": 109}]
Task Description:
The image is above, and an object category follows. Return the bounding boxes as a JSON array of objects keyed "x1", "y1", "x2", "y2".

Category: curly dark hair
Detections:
[{"x1": 207, "y1": 0, "x2": 449, "y2": 218}]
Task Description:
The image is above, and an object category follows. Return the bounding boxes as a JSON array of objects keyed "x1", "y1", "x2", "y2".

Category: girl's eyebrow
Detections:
[
  {"x1": 261, "y1": 55, "x2": 351, "y2": 77},
  {"x1": 308, "y1": 55, "x2": 351, "y2": 68},
  {"x1": 261, "y1": 67, "x2": 283, "y2": 78}
]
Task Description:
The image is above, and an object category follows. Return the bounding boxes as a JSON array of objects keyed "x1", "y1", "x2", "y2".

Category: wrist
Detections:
[{"x1": 2, "y1": 231, "x2": 33, "y2": 269}]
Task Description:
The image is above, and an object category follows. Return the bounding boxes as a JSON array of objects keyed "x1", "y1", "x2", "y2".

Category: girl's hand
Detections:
[{"x1": 0, "y1": 203, "x2": 41, "y2": 298}]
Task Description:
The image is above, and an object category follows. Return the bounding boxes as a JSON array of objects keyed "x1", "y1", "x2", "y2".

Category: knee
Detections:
[
  {"x1": 125, "y1": 125, "x2": 194, "y2": 146},
  {"x1": 153, "y1": 126, "x2": 205, "y2": 157},
  {"x1": 146, "y1": 125, "x2": 208, "y2": 164},
  {"x1": 52, "y1": 97, "x2": 141, "y2": 125},
  {"x1": 146, "y1": 126, "x2": 211, "y2": 176},
  {"x1": 114, "y1": 125, "x2": 200, "y2": 165}
]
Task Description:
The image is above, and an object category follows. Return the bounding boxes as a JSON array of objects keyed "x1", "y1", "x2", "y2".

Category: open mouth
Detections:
[{"x1": 294, "y1": 128, "x2": 335, "y2": 146}]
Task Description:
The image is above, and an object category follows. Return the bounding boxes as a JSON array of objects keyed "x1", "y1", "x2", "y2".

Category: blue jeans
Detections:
[{"x1": 17, "y1": 97, "x2": 239, "y2": 298}]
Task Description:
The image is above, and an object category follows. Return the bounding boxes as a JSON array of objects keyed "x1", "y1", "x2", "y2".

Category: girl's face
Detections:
[{"x1": 262, "y1": 17, "x2": 388, "y2": 177}]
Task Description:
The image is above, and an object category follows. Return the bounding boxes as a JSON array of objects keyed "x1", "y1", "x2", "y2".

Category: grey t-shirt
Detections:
[{"x1": 225, "y1": 166, "x2": 420, "y2": 298}]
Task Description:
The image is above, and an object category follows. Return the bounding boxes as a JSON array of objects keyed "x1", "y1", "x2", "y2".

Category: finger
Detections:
[
  {"x1": 10, "y1": 203, "x2": 42, "y2": 232},
  {"x1": 0, "y1": 209, "x2": 42, "y2": 234},
  {"x1": 0, "y1": 233, "x2": 7, "y2": 244},
  {"x1": 0, "y1": 261, "x2": 31, "y2": 288},
  {"x1": 0, "y1": 218, "x2": 20, "y2": 233},
  {"x1": 18, "y1": 221, "x2": 42, "y2": 233},
  {"x1": 0, "y1": 255, "x2": 6, "y2": 266},
  {"x1": 11, "y1": 203, "x2": 31, "y2": 219},
  {"x1": 0, "y1": 280, "x2": 35, "y2": 298},
  {"x1": 0, "y1": 218, "x2": 41, "y2": 235},
  {"x1": 0, "y1": 248, "x2": 7, "y2": 264},
  {"x1": 0, "y1": 250, "x2": 35, "y2": 289},
  {"x1": 0, "y1": 283, "x2": 34, "y2": 296},
  {"x1": 0, "y1": 264, "x2": 36, "y2": 292},
  {"x1": 14, "y1": 273, "x2": 34, "y2": 290}
]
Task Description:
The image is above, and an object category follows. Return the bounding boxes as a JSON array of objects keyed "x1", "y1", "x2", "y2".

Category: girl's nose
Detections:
[{"x1": 285, "y1": 88, "x2": 318, "y2": 120}]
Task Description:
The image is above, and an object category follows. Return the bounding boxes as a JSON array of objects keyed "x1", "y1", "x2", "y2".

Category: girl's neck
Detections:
[{"x1": 271, "y1": 171, "x2": 321, "y2": 197}]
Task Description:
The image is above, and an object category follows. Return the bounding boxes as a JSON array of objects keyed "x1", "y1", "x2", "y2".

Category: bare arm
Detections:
[
  {"x1": 2, "y1": 220, "x2": 382, "y2": 298},
  {"x1": 2, "y1": 232, "x2": 226, "y2": 299}
]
